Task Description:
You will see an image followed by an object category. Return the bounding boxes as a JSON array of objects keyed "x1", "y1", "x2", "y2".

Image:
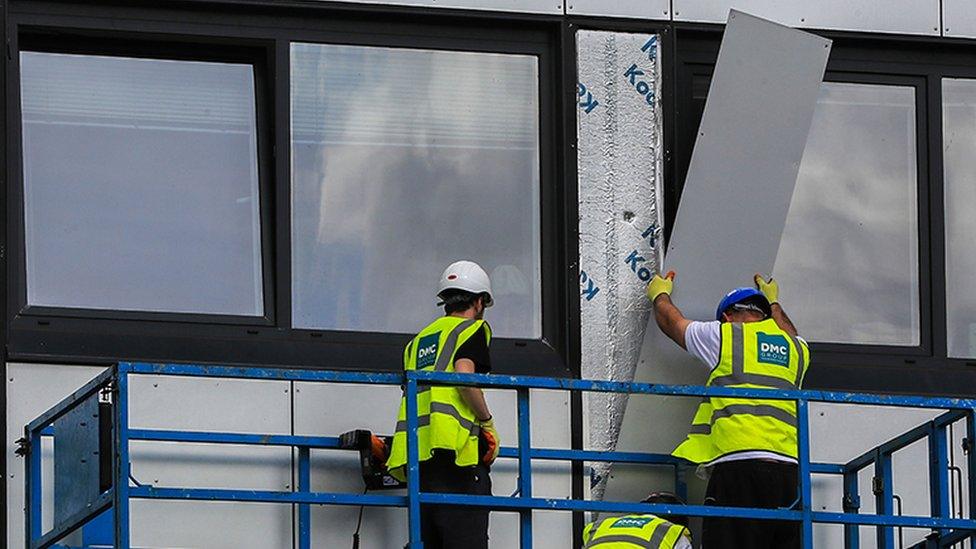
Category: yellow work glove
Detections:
[
  {"x1": 646, "y1": 271, "x2": 675, "y2": 302},
  {"x1": 479, "y1": 417, "x2": 500, "y2": 466},
  {"x1": 754, "y1": 273, "x2": 779, "y2": 304}
]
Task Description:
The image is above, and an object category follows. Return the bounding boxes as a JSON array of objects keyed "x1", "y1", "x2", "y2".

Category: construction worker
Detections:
[
  {"x1": 582, "y1": 492, "x2": 693, "y2": 548},
  {"x1": 646, "y1": 271, "x2": 809, "y2": 549},
  {"x1": 387, "y1": 260, "x2": 501, "y2": 549}
]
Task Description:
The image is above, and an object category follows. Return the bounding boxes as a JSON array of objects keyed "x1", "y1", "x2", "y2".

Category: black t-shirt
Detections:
[{"x1": 454, "y1": 325, "x2": 491, "y2": 374}]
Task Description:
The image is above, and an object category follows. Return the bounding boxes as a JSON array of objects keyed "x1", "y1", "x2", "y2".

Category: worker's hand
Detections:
[
  {"x1": 370, "y1": 434, "x2": 388, "y2": 464},
  {"x1": 479, "y1": 417, "x2": 500, "y2": 466},
  {"x1": 646, "y1": 271, "x2": 676, "y2": 303},
  {"x1": 754, "y1": 273, "x2": 779, "y2": 304}
]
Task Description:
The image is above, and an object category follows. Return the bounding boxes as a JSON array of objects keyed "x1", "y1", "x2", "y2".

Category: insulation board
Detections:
[{"x1": 576, "y1": 30, "x2": 664, "y2": 501}]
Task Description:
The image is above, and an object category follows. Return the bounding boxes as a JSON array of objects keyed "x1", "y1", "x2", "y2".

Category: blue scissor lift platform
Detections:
[{"x1": 18, "y1": 362, "x2": 976, "y2": 549}]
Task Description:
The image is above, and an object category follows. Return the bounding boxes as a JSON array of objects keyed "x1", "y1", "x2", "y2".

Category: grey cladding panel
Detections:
[
  {"x1": 607, "y1": 12, "x2": 830, "y2": 503},
  {"x1": 944, "y1": 0, "x2": 976, "y2": 38},
  {"x1": 672, "y1": 0, "x2": 939, "y2": 35},
  {"x1": 665, "y1": 11, "x2": 831, "y2": 301},
  {"x1": 567, "y1": 0, "x2": 669, "y2": 19}
]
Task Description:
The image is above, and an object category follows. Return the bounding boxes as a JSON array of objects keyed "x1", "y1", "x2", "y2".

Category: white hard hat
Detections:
[{"x1": 437, "y1": 260, "x2": 494, "y2": 307}]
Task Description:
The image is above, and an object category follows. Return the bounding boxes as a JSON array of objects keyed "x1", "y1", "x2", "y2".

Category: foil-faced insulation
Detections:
[{"x1": 576, "y1": 30, "x2": 664, "y2": 501}]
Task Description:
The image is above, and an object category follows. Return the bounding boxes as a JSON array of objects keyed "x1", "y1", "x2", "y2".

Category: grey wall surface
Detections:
[
  {"x1": 6, "y1": 363, "x2": 573, "y2": 548},
  {"x1": 567, "y1": 0, "x2": 669, "y2": 19},
  {"x1": 671, "y1": 0, "x2": 940, "y2": 36},
  {"x1": 317, "y1": 0, "x2": 976, "y2": 39},
  {"x1": 944, "y1": 0, "x2": 976, "y2": 38}
]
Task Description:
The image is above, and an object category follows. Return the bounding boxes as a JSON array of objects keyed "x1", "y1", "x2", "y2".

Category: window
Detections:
[
  {"x1": 942, "y1": 78, "x2": 976, "y2": 358},
  {"x1": 289, "y1": 43, "x2": 542, "y2": 338},
  {"x1": 773, "y1": 82, "x2": 920, "y2": 346},
  {"x1": 19, "y1": 51, "x2": 264, "y2": 316}
]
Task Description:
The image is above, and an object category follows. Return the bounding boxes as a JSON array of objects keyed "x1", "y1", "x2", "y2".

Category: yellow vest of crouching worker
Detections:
[
  {"x1": 583, "y1": 514, "x2": 690, "y2": 548},
  {"x1": 672, "y1": 318, "x2": 810, "y2": 464},
  {"x1": 387, "y1": 316, "x2": 491, "y2": 481}
]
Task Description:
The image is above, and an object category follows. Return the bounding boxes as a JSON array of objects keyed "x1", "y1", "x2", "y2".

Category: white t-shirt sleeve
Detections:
[
  {"x1": 675, "y1": 534, "x2": 693, "y2": 549},
  {"x1": 683, "y1": 320, "x2": 722, "y2": 370}
]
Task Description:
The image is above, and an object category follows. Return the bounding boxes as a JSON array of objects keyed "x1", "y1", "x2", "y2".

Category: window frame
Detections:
[
  {"x1": 3, "y1": 1, "x2": 576, "y2": 378},
  {"x1": 12, "y1": 33, "x2": 278, "y2": 325}
]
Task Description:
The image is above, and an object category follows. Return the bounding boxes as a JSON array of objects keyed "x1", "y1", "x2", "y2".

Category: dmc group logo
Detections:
[
  {"x1": 611, "y1": 516, "x2": 655, "y2": 529},
  {"x1": 416, "y1": 333, "x2": 440, "y2": 369},
  {"x1": 757, "y1": 333, "x2": 790, "y2": 367}
]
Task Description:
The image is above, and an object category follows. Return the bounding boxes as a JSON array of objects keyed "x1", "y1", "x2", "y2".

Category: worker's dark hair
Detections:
[
  {"x1": 440, "y1": 290, "x2": 485, "y2": 314},
  {"x1": 642, "y1": 492, "x2": 689, "y2": 528}
]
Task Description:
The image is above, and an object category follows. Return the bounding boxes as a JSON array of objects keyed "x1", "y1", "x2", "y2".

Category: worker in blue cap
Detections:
[{"x1": 646, "y1": 272, "x2": 809, "y2": 549}]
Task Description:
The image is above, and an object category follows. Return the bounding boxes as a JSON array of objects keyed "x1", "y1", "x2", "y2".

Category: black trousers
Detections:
[
  {"x1": 702, "y1": 460, "x2": 799, "y2": 549},
  {"x1": 418, "y1": 450, "x2": 492, "y2": 549}
]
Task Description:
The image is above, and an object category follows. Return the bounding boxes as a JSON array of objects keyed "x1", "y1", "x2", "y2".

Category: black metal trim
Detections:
[
  {"x1": 1, "y1": 0, "x2": 8, "y2": 543},
  {"x1": 559, "y1": 19, "x2": 584, "y2": 549}
]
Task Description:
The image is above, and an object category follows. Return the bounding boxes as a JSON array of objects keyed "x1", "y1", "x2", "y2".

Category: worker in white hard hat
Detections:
[{"x1": 387, "y1": 260, "x2": 499, "y2": 549}]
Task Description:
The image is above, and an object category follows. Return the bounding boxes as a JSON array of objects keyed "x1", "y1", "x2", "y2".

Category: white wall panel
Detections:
[
  {"x1": 322, "y1": 0, "x2": 561, "y2": 14},
  {"x1": 672, "y1": 0, "x2": 941, "y2": 36},
  {"x1": 126, "y1": 375, "x2": 293, "y2": 548},
  {"x1": 944, "y1": 0, "x2": 976, "y2": 38},
  {"x1": 6, "y1": 365, "x2": 293, "y2": 549},
  {"x1": 6, "y1": 363, "x2": 107, "y2": 549},
  {"x1": 294, "y1": 382, "x2": 574, "y2": 547},
  {"x1": 567, "y1": 0, "x2": 669, "y2": 19}
]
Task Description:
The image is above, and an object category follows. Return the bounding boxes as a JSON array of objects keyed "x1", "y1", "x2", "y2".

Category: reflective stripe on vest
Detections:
[
  {"x1": 386, "y1": 316, "x2": 490, "y2": 479},
  {"x1": 394, "y1": 401, "x2": 480, "y2": 434},
  {"x1": 583, "y1": 515, "x2": 688, "y2": 549},
  {"x1": 672, "y1": 318, "x2": 810, "y2": 464}
]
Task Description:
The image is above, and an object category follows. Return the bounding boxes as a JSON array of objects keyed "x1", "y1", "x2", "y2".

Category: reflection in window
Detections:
[
  {"x1": 942, "y1": 79, "x2": 976, "y2": 358},
  {"x1": 20, "y1": 52, "x2": 264, "y2": 315},
  {"x1": 773, "y1": 83, "x2": 919, "y2": 345},
  {"x1": 290, "y1": 43, "x2": 541, "y2": 338}
]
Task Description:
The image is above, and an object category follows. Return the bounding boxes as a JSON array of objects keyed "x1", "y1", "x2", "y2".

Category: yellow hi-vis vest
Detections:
[
  {"x1": 672, "y1": 318, "x2": 810, "y2": 464},
  {"x1": 582, "y1": 514, "x2": 690, "y2": 548},
  {"x1": 387, "y1": 316, "x2": 491, "y2": 481}
]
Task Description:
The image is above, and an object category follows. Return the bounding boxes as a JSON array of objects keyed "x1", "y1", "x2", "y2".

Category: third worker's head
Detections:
[{"x1": 642, "y1": 491, "x2": 689, "y2": 528}]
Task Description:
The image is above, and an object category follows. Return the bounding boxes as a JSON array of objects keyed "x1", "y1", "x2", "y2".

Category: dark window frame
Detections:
[
  {"x1": 3, "y1": 1, "x2": 577, "y2": 378},
  {"x1": 670, "y1": 27, "x2": 976, "y2": 397},
  {"x1": 13, "y1": 32, "x2": 278, "y2": 326}
]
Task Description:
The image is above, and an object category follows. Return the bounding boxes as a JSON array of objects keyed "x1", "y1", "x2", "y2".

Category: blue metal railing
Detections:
[{"x1": 23, "y1": 361, "x2": 976, "y2": 549}]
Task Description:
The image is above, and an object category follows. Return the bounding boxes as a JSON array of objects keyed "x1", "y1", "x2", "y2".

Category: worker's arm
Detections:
[
  {"x1": 755, "y1": 274, "x2": 799, "y2": 337},
  {"x1": 653, "y1": 294, "x2": 692, "y2": 349},
  {"x1": 770, "y1": 303, "x2": 799, "y2": 338},
  {"x1": 454, "y1": 358, "x2": 492, "y2": 421},
  {"x1": 647, "y1": 272, "x2": 692, "y2": 350}
]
